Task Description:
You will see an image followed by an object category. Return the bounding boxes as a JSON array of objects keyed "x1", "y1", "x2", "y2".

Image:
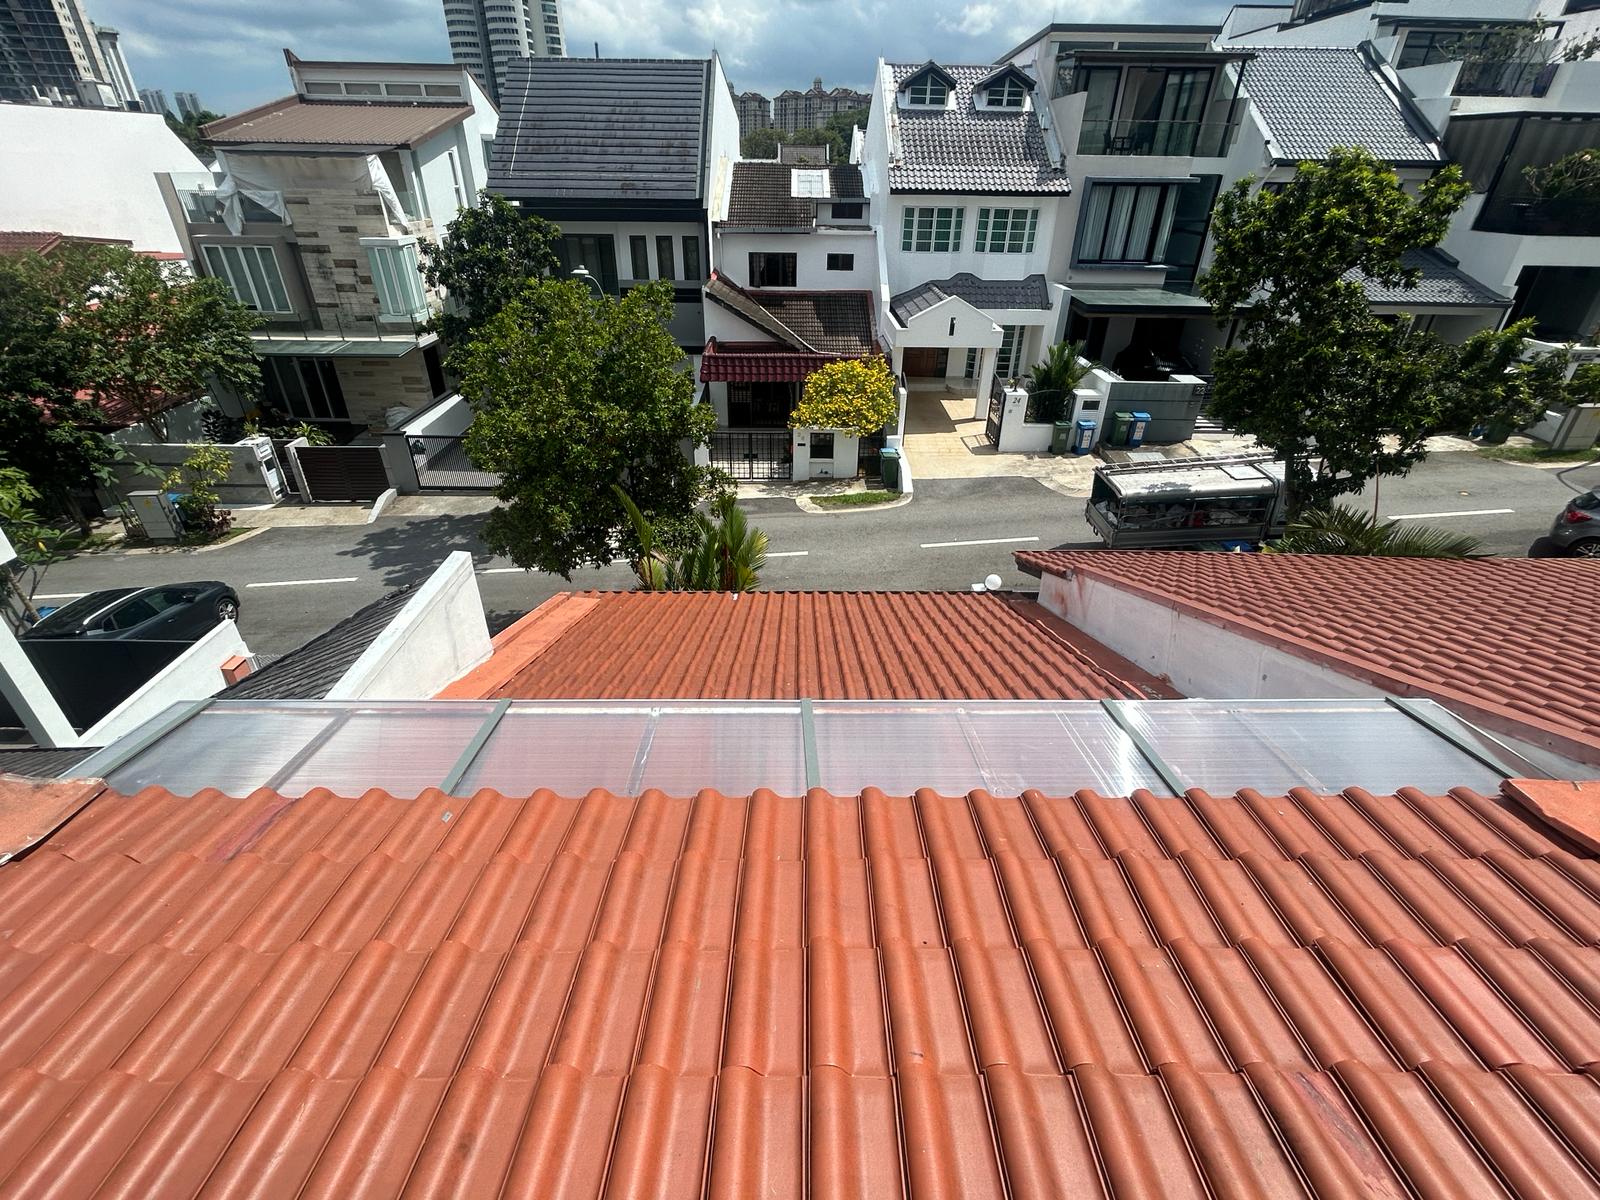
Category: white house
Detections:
[{"x1": 0, "y1": 104, "x2": 206, "y2": 254}]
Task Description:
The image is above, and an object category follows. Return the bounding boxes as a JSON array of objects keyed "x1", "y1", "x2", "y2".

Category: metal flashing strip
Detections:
[
  {"x1": 800, "y1": 699, "x2": 821, "y2": 792},
  {"x1": 439, "y1": 699, "x2": 512, "y2": 795},
  {"x1": 1098, "y1": 700, "x2": 1187, "y2": 798},
  {"x1": 1384, "y1": 697, "x2": 1548, "y2": 781},
  {"x1": 263, "y1": 711, "x2": 355, "y2": 794},
  {"x1": 68, "y1": 697, "x2": 216, "y2": 781}
]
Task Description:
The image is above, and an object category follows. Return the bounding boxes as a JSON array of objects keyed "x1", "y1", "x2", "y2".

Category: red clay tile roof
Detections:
[
  {"x1": 203, "y1": 96, "x2": 470, "y2": 148},
  {"x1": 699, "y1": 338, "x2": 848, "y2": 382},
  {"x1": 0, "y1": 231, "x2": 63, "y2": 255},
  {"x1": 439, "y1": 590, "x2": 1170, "y2": 701},
  {"x1": 1019, "y1": 551, "x2": 1600, "y2": 766},
  {"x1": 4, "y1": 775, "x2": 1600, "y2": 1197}
]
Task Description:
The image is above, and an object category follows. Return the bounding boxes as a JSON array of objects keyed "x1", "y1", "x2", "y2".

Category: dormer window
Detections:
[
  {"x1": 988, "y1": 78, "x2": 1026, "y2": 108},
  {"x1": 907, "y1": 77, "x2": 949, "y2": 106}
]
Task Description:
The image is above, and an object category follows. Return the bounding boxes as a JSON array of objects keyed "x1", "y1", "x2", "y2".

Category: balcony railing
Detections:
[
  {"x1": 1452, "y1": 59, "x2": 1555, "y2": 99},
  {"x1": 178, "y1": 188, "x2": 286, "y2": 226},
  {"x1": 1475, "y1": 192, "x2": 1600, "y2": 238},
  {"x1": 1076, "y1": 118, "x2": 1236, "y2": 159}
]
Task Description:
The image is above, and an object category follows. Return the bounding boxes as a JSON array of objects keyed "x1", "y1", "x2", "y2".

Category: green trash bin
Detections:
[
  {"x1": 1050, "y1": 421, "x2": 1074, "y2": 454},
  {"x1": 1110, "y1": 411, "x2": 1135, "y2": 447},
  {"x1": 880, "y1": 446, "x2": 901, "y2": 491}
]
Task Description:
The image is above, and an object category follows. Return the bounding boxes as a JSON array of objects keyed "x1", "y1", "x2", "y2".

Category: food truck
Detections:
[{"x1": 1085, "y1": 454, "x2": 1290, "y2": 548}]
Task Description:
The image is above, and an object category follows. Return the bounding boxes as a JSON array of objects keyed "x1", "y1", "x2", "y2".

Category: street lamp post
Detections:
[{"x1": 571, "y1": 267, "x2": 604, "y2": 299}]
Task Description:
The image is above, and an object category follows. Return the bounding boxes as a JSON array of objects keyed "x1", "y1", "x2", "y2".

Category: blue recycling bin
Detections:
[
  {"x1": 1072, "y1": 419, "x2": 1096, "y2": 455},
  {"x1": 1127, "y1": 411, "x2": 1151, "y2": 449}
]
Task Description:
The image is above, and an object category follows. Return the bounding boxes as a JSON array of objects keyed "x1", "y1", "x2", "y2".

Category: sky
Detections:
[{"x1": 94, "y1": 0, "x2": 1232, "y2": 116}]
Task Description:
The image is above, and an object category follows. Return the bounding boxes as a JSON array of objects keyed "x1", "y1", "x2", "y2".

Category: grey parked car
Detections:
[
  {"x1": 1550, "y1": 487, "x2": 1600, "y2": 558},
  {"x1": 22, "y1": 583, "x2": 241, "y2": 641}
]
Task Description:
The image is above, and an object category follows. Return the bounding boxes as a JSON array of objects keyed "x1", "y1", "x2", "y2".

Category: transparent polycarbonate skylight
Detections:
[{"x1": 78, "y1": 698, "x2": 1529, "y2": 800}]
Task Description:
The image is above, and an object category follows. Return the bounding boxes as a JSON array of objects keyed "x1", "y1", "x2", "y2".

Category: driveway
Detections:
[{"x1": 899, "y1": 383, "x2": 1101, "y2": 491}]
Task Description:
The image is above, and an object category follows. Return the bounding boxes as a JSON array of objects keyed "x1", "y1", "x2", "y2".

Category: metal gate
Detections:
[
  {"x1": 985, "y1": 376, "x2": 1006, "y2": 445},
  {"x1": 270, "y1": 439, "x2": 301, "y2": 496},
  {"x1": 409, "y1": 434, "x2": 498, "y2": 491},
  {"x1": 711, "y1": 430, "x2": 792, "y2": 481},
  {"x1": 293, "y1": 444, "x2": 391, "y2": 503},
  {"x1": 858, "y1": 431, "x2": 886, "y2": 479}
]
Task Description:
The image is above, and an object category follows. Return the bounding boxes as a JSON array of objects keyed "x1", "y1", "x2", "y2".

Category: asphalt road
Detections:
[{"x1": 34, "y1": 453, "x2": 1600, "y2": 656}]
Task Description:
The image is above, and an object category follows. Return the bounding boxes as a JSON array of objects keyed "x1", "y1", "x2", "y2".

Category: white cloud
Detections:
[{"x1": 938, "y1": 4, "x2": 1000, "y2": 38}]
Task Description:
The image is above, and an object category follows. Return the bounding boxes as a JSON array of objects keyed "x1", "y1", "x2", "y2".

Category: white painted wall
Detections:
[
  {"x1": 792, "y1": 428, "x2": 860, "y2": 479},
  {"x1": 0, "y1": 106, "x2": 206, "y2": 254},
  {"x1": 79, "y1": 620, "x2": 251, "y2": 748},
  {"x1": 327, "y1": 551, "x2": 491, "y2": 699},
  {"x1": 882, "y1": 192, "x2": 1068, "y2": 295},
  {"x1": 706, "y1": 55, "x2": 744, "y2": 227},
  {"x1": 716, "y1": 228, "x2": 879, "y2": 291},
  {"x1": 401, "y1": 393, "x2": 473, "y2": 438}
]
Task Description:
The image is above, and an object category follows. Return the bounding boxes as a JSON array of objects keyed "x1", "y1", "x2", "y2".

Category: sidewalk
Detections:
[{"x1": 226, "y1": 494, "x2": 495, "y2": 529}]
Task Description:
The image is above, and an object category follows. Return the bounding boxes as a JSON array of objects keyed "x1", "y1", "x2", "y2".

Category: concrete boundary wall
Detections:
[{"x1": 326, "y1": 552, "x2": 492, "y2": 700}]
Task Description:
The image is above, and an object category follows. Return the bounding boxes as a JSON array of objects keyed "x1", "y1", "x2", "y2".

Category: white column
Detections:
[{"x1": 973, "y1": 346, "x2": 997, "y2": 422}]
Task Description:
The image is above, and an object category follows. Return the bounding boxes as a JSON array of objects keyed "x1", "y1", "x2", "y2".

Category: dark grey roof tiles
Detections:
[
  {"x1": 489, "y1": 58, "x2": 711, "y2": 201},
  {"x1": 0, "y1": 747, "x2": 96, "y2": 778},
  {"x1": 704, "y1": 273, "x2": 876, "y2": 354},
  {"x1": 891, "y1": 273, "x2": 1052, "y2": 324},
  {"x1": 221, "y1": 585, "x2": 420, "y2": 701},
  {"x1": 1243, "y1": 47, "x2": 1441, "y2": 165},
  {"x1": 1355, "y1": 247, "x2": 1511, "y2": 308},
  {"x1": 886, "y1": 62, "x2": 1072, "y2": 195},
  {"x1": 724, "y1": 162, "x2": 865, "y2": 227}
]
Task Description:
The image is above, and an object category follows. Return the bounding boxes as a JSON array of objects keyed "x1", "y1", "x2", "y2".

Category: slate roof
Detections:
[
  {"x1": 1243, "y1": 46, "x2": 1442, "y2": 165},
  {"x1": 203, "y1": 97, "x2": 470, "y2": 149},
  {"x1": 0, "y1": 747, "x2": 95, "y2": 778},
  {"x1": 6, "y1": 770, "x2": 1600, "y2": 1197},
  {"x1": 219, "y1": 584, "x2": 419, "y2": 701},
  {"x1": 1017, "y1": 551, "x2": 1600, "y2": 766},
  {"x1": 1356, "y1": 247, "x2": 1512, "y2": 309},
  {"x1": 891, "y1": 272, "x2": 1052, "y2": 324},
  {"x1": 886, "y1": 63, "x2": 1072, "y2": 194},
  {"x1": 489, "y1": 58, "x2": 710, "y2": 202},
  {"x1": 723, "y1": 161, "x2": 864, "y2": 227},
  {"x1": 439, "y1": 590, "x2": 1167, "y2": 701}
]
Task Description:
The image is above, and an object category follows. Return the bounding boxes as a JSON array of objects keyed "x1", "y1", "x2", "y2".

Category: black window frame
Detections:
[
  {"x1": 825, "y1": 253, "x2": 855, "y2": 271},
  {"x1": 682, "y1": 235, "x2": 702, "y2": 281},
  {"x1": 656, "y1": 235, "x2": 676, "y2": 281},
  {"x1": 1076, "y1": 181, "x2": 1180, "y2": 266},
  {"x1": 830, "y1": 202, "x2": 864, "y2": 220},
  {"x1": 263, "y1": 357, "x2": 349, "y2": 423},
  {"x1": 629, "y1": 235, "x2": 649, "y2": 280},
  {"x1": 749, "y1": 252, "x2": 798, "y2": 288}
]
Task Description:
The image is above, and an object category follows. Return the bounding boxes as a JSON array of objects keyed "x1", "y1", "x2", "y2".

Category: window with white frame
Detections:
[
  {"x1": 996, "y1": 325, "x2": 1024, "y2": 379},
  {"x1": 201, "y1": 244, "x2": 292, "y2": 313},
  {"x1": 362, "y1": 238, "x2": 428, "y2": 319},
  {"x1": 1077, "y1": 181, "x2": 1179, "y2": 265},
  {"x1": 900, "y1": 206, "x2": 964, "y2": 252},
  {"x1": 986, "y1": 77, "x2": 1027, "y2": 107},
  {"x1": 975, "y1": 208, "x2": 1039, "y2": 253},
  {"x1": 906, "y1": 75, "x2": 949, "y2": 106}
]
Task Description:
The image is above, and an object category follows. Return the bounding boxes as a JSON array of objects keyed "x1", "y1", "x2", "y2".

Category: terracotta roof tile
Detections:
[
  {"x1": 439, "y1": 590, "x2": 1167, "y2": 701},
  {"x1": 1018, "y1": 550, "x2": 1600, "y2": 765},
  {"x1": 5, "y1": 776, "x2": 1600, "y2": 1197}
]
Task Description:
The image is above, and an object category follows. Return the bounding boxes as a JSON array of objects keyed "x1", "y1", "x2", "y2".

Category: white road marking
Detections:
[
  {"x1": 245, "y1": 576, "x2": 360, "y2": 589},
  {"x1": 920, "y1": 536, "x2": 1041, "y2": 549},
  {"x1": 1388, "y1": 508, "x2": 1515, "y2": 521},
  {"x1": 34, "y1": 592, "x2": 87, "y2": 600},
  {"x1": 766, "y1": 550, "x2": 810, "y2": 558}
]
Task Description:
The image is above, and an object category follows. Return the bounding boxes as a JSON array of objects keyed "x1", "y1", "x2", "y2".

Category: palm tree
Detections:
[
  {"x1": 1269, "y1": 504, "x2": 1485, "y2": 558},
  {"x1": 614, "y1": 487, "x2": 767, "y2": 591},
  {"x1": 1025, "y1": 340, "x2": 1094, "y2": 422}
]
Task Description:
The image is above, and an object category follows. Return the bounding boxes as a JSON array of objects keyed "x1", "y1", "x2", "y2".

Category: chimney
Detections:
[{"x1": 219, "y1": 655, "x2": 254, "y2": 686}]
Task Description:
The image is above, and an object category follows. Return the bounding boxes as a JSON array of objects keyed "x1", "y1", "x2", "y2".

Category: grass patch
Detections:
[
  {"x1": 814, "y1": 490, "x2": 901, "y2": 509},
  {"x1": 1477, "y1": 444, "x2": 1600, "y2": 464}
]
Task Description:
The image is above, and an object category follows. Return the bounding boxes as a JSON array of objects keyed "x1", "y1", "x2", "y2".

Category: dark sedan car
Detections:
[{"x1": 22, "y1": 582, "x2": 241, "y2": 642}]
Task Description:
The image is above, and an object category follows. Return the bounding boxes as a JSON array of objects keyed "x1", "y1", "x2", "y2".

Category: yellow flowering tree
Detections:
[{"x1": 790, "y1": 357, "x2": 898, "y2": 437}]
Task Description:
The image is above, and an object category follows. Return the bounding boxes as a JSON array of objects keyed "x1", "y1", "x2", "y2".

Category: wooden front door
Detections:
[{"x1": 903, "y1": 347, "x2": 944, "y2": 378}]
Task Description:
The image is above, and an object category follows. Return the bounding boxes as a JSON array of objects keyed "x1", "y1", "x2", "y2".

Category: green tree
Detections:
[
  {"x1": 741, "y1": 127, "x2": 783, "y2": 158},
  {"x1": 165, "y1": 109, "x2": 224, "y2": 156},
  {"x1": 75, "y1": 247, "x2": 260, "y2": 442},
  {"x1": 740, "y1": 107, "x2": 867, "y2": 163},
  {"x1": 0, "y1": 248, "x2": 119, "y2": 529},
  {"x1": 1199, "y1": 147, "x2": 1540, "y2": 516},
  {"x1": 0, "y1": 466, "x2": 73, "y2": 626},
  {"x1": 164, "y1": 444, "x2": 235, "y2": 540},
  {"x1": 791, "y1": 358, "x2": 898, "y2": 436},
  {"x1": 459, "y1": 279, "x2": 722, "y2": 578},
  {"x1": 419, "y1": 191, "x2": 560, "y2": 349},
  {"x1": 1270, "y1": 505, "x2": 1485, "y2": 558}
]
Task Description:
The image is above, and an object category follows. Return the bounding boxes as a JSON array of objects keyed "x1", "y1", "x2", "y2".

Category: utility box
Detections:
[
  {"x1": 1073, "y1": 420, "x2": 1097, "y2": 455},
  {"x1": 1128, "y1": 411, "x2": 1151, "y2": 449},
  {"x1": 880, "y1": 446, "x2": 901, "y2": 491},
  {"x1": 128, "y1": 490, "x2": 182, "y2": 541}
]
